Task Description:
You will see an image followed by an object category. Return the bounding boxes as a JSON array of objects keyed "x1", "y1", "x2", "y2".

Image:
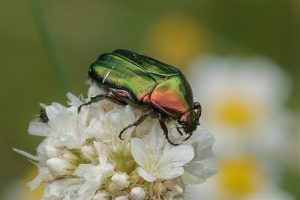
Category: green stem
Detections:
[{"x1": 27, "y1": 0, "x2": 71, "y2": 92}]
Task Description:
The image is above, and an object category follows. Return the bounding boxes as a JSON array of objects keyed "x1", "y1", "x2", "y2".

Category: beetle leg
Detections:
[
  {"x1": 78, "y1": 94, "x2": 106, "y2": 113},
  {"x1": 158, "y1": 114, "x2": 179, "y2": 146},
  {"x1": 176, "y1": 126, "x2": 184, "y2": 136},
  {"x1": 183, "y1": 133, "x2": 193, "y2": 141},
  {"x1": 119, "y1": 110, "x2": 153, "y2": 140}
]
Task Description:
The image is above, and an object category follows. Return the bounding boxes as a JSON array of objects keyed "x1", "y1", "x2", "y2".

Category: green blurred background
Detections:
[{"x1": 1, "y1": 0, "x2": 300, "y2": 199}]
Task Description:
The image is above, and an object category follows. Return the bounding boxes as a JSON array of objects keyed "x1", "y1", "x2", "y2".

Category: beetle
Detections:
[{"x1": 78, "y1": 49, "x2": 201, "y2": 145}]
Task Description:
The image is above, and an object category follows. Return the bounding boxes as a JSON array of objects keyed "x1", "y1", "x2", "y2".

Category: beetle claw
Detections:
[
  {"x1": 119, "y1": 129, "x2": 126, "y2": 140},
  {"x1": 77, "y1": 105, "x2": 84, "y2": 113}
]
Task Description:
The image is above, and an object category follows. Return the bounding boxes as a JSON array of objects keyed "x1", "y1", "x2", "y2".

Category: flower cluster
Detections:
[{"x1": 15, "y1": 85, "x2": 216, "y2": 200}]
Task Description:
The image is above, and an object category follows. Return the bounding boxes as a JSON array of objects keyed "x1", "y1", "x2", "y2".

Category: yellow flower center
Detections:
[
  {"x1": 144, "y1": 13, "x2": 207, "y2": 69},
  {"x1": 214, "y1": 98, "x2": 255, "y2": 129},
  {"x1": 218, "y1": 157, "x2": 262, "y2": 197},
  {"x1": 110, "y1": 150, "x2": 136, "y2": 174}
]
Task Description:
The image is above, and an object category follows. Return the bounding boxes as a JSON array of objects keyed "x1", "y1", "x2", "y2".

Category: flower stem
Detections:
[{"x1": 27, "y1": 0, "x2": 71, "y2": 92}]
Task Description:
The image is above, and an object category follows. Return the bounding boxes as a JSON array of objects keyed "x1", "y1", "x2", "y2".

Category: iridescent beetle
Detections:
[{"x1": 79, "y1": 49, "x2": 201, "y2": 145}]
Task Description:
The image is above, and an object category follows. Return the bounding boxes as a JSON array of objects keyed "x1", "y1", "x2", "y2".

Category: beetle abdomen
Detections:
[{"x1": 151, "y1": 76, "x2": 193, "y2": 118}]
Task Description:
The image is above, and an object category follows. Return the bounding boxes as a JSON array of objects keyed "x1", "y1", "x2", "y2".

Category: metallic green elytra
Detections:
[{"x1": 79, "y1": 49, "x2": 201, "y2": 145}]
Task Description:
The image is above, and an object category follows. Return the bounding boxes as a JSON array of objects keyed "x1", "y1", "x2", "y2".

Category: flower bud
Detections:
[
  {"x1": 43, "y1": 144, "x2": 61, "y2": 158},
  {"x1": 81, "y1": 145, "x2": 96, "y2": 160},
  {"x1": 111, "y1": 172, "x2": 129, "y2": 188},
  {"x1": 115, "y1": 196, "x2": 128, "y2": 200},
  {"x1": 62, "y1": 150, "x2": 78, "y2": 161},
  {"x1": 46, "y1": 158, "x2": 74, "y2": 176},
  {"x1": 92, "y1": 191, "x2": 109, "y2": 200},
  {"x1": 131, "y1": 187, "x2": 146, "y2": 200}
]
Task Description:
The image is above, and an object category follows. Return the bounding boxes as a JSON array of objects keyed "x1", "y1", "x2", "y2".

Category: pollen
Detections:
[{"x1": 147, "y1": 148, "x2": 153, "y2": 156}]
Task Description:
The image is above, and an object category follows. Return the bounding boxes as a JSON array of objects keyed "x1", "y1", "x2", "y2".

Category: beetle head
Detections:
[{"x1": 177, "y1": 102, "x2": 202, "y2": 138}]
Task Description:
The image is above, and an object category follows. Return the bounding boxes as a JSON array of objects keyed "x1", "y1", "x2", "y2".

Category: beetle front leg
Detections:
[
  {"x1": 119, "y1": 110, "x2": 153, "y2": 140},
  {"x1": 78, "y1": 94, "x2": 106, "y2": 113},
  {"x1": 177, "y1": 126, "x2": 193, "y2": 141},
  {"x1": 176, "y1": 126, "x2": 184, "y2": 136},
  {"x1": 183, "y1": 133, "x2": 193, "y2": 141},
  {"x1": 158, "y1": 114, "x2": 179, "y2": 146}
]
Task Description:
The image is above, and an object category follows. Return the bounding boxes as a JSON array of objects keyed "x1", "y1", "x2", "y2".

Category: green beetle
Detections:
[{"x1": 79, "y1": 49, "x2": 201, "y2": 145}]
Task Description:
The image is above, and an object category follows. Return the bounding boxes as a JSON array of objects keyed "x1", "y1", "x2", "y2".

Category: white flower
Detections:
[
  {"x1": 188, "y1": 56, "x2": 292, "y2": 159},
  {"x1": 131, "y1": 127, "x2": 194, "y2": 182},
  {"x1": 186, "y1": 56, "x2": 293, "y2": 200},
  {"x1": 15, "y1": 84, "x2": 215, "y2": 199}
]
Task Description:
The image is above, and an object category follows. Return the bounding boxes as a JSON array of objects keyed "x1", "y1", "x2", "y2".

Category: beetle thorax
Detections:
[{"x1": 149, "y1": 76, "x2": 193, "y2": 118}]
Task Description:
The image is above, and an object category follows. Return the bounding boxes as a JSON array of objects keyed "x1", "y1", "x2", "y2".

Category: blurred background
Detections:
[{"x1": 1, "y1": 0, "x2": 300, "y2": 199}]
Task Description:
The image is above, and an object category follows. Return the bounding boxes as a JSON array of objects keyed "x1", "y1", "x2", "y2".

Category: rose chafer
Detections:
[{"x1": 79, "y1": 49, "x2": 201, "y2": 145}]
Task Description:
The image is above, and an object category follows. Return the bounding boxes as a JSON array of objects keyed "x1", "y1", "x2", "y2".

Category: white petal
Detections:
[
  {"x1": 66, "y1": 92, "x2": 83, "y2": 107},
  {"x1": 27, "y1": 173, "x2": 44, "y2": 190},
  {"x1": 28, "y1": 167, "x2": 53, "y2": 190},
  {"x1": 47, "y1": 181, "x2": 65, "y2": 197},
  {"x1": 28, "y1": 121, "x2": 51, "y2": 136},
  {"x1": 36, "y1": 139, "x2": 60, "y2": 158},
  {"x1": 78, "y1": 182, "x2": 99, "y2": 200},
  {"x1": 161, "y1": 145, "x2": 194, "y2": 167},
  {"x1": 88, "y1": 84, "x2": 104, "y2": 97},
  {"x1": 46, "y1": 158, "x2": 73, "y2": 176},
  {"x1": 92, "y1": 191, "x2": 109, "y2": 200},
  {"x1": 75, "y1": 164, "x2": 97, "y2": 180},
  {"x1": 131, "y1": 138, "x2": 147, "y2": 167},
  {"x1": 46, "y1": 103, "x2": 65, "y2": 121},
  {"x1": 81, "y1": 145, "x2": 96, "y2": 160},
  {"x1": 13, "y1": 148, "x2": 39, "y2": 161},
  {"x1": 183, "y1": 163, "x2": 217, "y2": 184},
  {"x1": 187, "y1": 131, "x2": 214, "y2": 162},
  {"x1": 137, "y1": 167, "x2": 156, "y2": 182},
  {"x1": 159, "y1": 167, "x2": 184, "y2": 180}
]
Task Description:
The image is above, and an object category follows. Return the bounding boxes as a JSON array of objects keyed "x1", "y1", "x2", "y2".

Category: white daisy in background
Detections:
[
  {"x1": 185, "y1": 56, "x2": 294, "y2": 200},
  {"x1": 14, "y1": 85, "x2": 216, "y2": 200}
]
